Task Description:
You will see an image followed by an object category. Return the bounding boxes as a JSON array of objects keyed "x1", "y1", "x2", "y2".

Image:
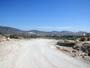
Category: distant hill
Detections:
[
  {"x1": 28, "y1": 30, "x2": 88, "y2": 36},
  {"x1": 0, "y1": 26, "x2": 24, "y2": 35},
  {"x1": 0, "y1": 26, "x2": 89, "y2": 37},
  {"x1": 0, "y1": 26, "x2": 32, "y2": 38}
]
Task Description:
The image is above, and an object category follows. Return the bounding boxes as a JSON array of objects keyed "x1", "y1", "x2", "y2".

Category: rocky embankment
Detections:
[{"x1": 56, "y1": 40, "x2": 90, "y2": 62}]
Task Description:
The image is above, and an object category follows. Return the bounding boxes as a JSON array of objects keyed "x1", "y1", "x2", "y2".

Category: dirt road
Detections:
[{"x1": 0, "y1": 39, "x2": 90, "y2": 68}]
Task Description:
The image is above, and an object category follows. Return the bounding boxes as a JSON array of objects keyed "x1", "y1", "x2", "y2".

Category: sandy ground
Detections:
[{"x1": 0, "y1": 38, "x2": 90, "y2": 68}]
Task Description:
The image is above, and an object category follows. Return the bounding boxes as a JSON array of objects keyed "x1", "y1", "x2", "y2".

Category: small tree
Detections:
[
  {"x1": 79, "y1": 37, "x2": 86, "y2": 41},
  {"x1": 10, "y1": 35, "x2": 19, "y2": 39},
  {"x1": 87, "y1": 37, "x2": 90, "y2": 41}
]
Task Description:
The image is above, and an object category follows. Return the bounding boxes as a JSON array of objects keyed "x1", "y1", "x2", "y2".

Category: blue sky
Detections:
[{"x1": 0, "y1": 0, "x2": 90, "y2": 31}]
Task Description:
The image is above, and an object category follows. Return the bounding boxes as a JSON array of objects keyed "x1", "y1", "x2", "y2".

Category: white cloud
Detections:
[
  {"x1": 32, "y1": 26, "x2": 72, "y2": 31},
  {"x1": 26, "y1": 26, "x2": 89, "y2": 32}
]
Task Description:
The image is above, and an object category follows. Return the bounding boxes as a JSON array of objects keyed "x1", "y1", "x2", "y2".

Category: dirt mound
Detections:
[{"x1": 0, "y1": 35, "x2": 9, "y2": 42}]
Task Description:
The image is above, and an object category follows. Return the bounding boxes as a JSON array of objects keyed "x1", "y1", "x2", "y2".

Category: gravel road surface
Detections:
[{"x1": 0, "y1": 39, "x2": 90, "y2": 68}]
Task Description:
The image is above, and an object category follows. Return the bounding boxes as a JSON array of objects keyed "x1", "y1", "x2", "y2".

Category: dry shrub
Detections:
[{"x1": 56, "y1": 42, "x2": 75, "y2": 47}]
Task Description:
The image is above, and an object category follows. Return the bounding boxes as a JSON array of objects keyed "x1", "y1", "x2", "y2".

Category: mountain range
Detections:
[{"x1": 0, "y1": 26, "x2": 89, "y2": 37}]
